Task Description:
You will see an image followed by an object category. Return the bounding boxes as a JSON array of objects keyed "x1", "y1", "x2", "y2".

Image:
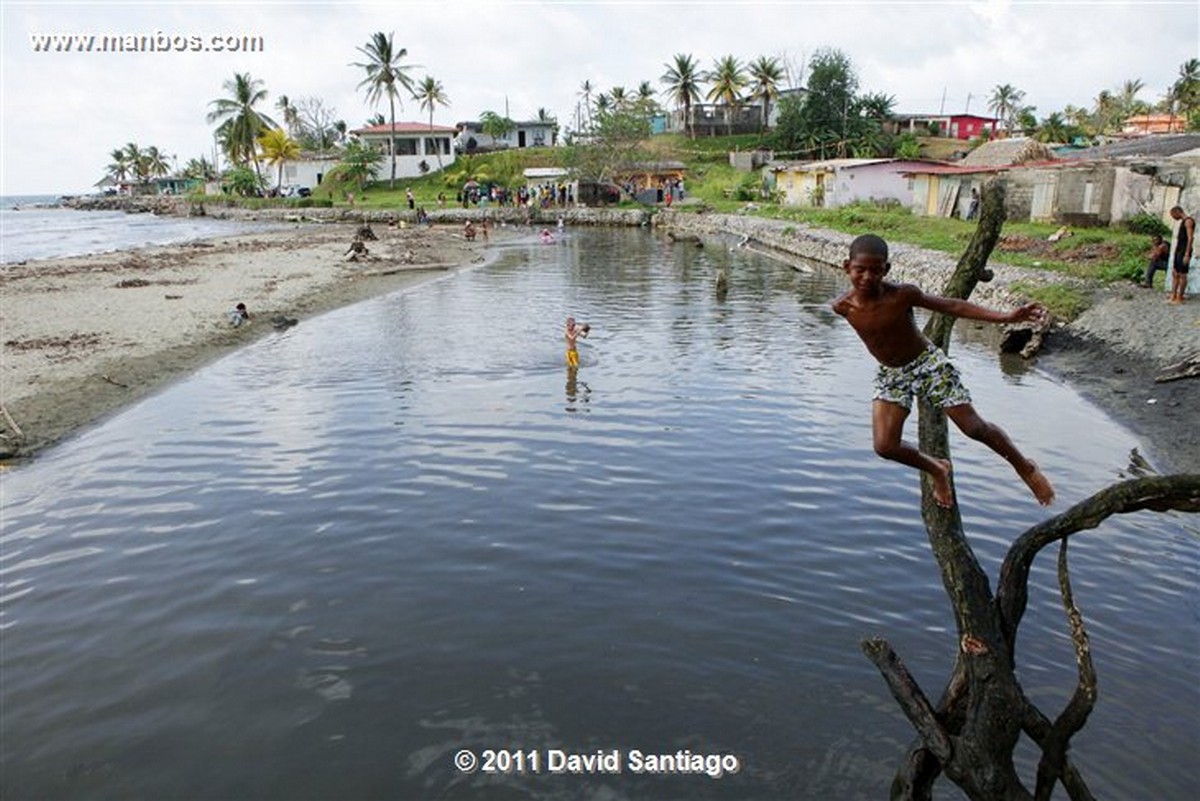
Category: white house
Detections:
[
  {"x1": 278, "y1": 154, "x2": 342, "y2": 191},
  {"x1": 456, "y1": 119, "x2": 558, "y2": 152},
  {"x1": 351, "y1": 122, "x2": 458, "y2": 180}
]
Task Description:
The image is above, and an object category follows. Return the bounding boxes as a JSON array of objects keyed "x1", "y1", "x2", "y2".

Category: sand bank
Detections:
[{"x1": 0, "y1": 221, "x2": 492, "y2": 459}]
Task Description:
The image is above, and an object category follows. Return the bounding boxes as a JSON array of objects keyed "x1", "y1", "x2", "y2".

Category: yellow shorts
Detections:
[{"x1": 566, "y1": 349, "x2": 579, "y2": 367}]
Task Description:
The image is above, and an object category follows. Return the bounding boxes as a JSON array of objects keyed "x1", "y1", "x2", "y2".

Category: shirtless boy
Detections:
[
  {"x1": 832, "y1": 234, "x2": 1054, "y2": 508},
  {"x1": 565, "y1": 316, "x2": 589, "y2": 367}
]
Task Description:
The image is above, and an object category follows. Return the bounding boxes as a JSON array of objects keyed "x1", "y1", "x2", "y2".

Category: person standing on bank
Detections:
[{"x1": 1168, "y1": 206, "x2": 1195, "y2": 304}]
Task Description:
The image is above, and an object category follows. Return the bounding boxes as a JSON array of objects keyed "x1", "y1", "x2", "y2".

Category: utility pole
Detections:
[
  {"x1": 965, "y1": 93, "x2": 973, "y2": 114},
  {"x1": 939, "y1": 87, "x2": 947, "y2": 115}
]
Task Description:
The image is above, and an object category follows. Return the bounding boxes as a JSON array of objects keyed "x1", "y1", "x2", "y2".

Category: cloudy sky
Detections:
[{"x1": 2, "y1": 0, "x2": 1197, "y2": 195}]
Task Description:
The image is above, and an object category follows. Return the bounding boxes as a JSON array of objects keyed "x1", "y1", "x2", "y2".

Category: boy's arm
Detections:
[{"x1": 914, "y1": 289, "x2": 1047, "y2": 325}]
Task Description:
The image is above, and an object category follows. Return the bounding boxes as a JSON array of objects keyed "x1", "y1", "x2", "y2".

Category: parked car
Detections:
[{"x1": 282, "y1": 185, "x2": 312, "y2": 198}]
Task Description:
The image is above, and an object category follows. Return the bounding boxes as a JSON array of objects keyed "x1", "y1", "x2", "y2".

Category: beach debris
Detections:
[
  {"x1": 270, "y1": 315, "x2": 299, "y2": 331},
  {"x1": 0, "y1": 404, "x2": 24, "y2": 441},
  {"x1": 1155, "y1": 353, "x2": 1200, "y2": 383},
  {"x1": 101, "y1": 375, "x2": 129, "y2": 388},
  {"x1": 1126, "y1": 447, "x2": 1157, "y2": 477},
  {"x1": 1047, "y1": 225, "x2": 1072, "y2": 242},
  {"x1": 355, "y1": 225, "x2": 377, "y2": 241},
  {"x1": 345, "y1": 240, "x2": 370, "y2": 261},
  {"x1": 116, "y1": 278, "x2": 152, "y2": 288}
]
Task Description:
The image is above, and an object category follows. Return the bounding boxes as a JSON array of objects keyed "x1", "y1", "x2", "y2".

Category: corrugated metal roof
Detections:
[{"x1": 1057, "y1": 133, "x2": 1200, "y2": 161}]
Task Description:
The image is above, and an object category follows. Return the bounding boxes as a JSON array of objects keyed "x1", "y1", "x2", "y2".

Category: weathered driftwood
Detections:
[
  {"x1": 863, "y1": 178, "x2": 1200, "y2": 800},
  {"x1": 1155, "y1": 353, "x2": 1200, "y2": 383}
]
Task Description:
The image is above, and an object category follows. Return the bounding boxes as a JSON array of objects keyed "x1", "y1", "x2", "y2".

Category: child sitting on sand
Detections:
[
  {"x1": 228, "y1": 302, "x2": 250, "y2": 327},
  {"x1": 831, "y1": 234, "x2": 1054, "y2": 509}
]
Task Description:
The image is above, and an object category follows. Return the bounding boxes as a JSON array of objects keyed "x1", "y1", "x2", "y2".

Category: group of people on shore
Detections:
[{"x1": 1145, "y1": 206, "x2": 1195, "y2": 304}]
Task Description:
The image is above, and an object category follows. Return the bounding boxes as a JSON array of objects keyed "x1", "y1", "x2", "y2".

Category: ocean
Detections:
[{"x1": 0, "y1": 194, "x2": 278, "y2": 264}]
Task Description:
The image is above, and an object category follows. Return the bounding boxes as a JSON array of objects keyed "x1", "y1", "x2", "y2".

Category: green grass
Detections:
[{"x1": 1009, "y1": 282, "x2": 1091, "y2": 321}]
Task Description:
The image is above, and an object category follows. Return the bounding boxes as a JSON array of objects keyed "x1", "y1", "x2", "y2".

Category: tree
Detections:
[
  {"x1": 661, "y1": 53, "x2": 703, "y2": 138},
  {"x1": 293, "y1": 96, "x2": 341, "y2": 153},
  {"x1": 1033, "y1": 112, "x2": 1071, "y2": 143},
  {"x1": 206, "y1": 73, "x2": 278, "y2": 178},
  {"x1": 609, "y1": 85, "x2": 629, "y2": 111},
  {"x1": 142, "y1": 146, "x2": 171, "y2": 178},
  {"x1": 353, "y1": 31, "x2": 417, "y2": 189},
  {"x1": 1170, "y1": 58, "x2": 1200, "y2": 125},
  {"x1": 413, "y1": 75, "x2": 450, "y2": 169},
  {"x1": 276, "y1": 94, "x2": 300, "y2": 136},
  {"x1": 338, "y1": 139, "x2": 384, "y2": 190},
  {"x1": 747, "y1": 55, "x2": 785, "y2": 130},
  {"x1": 479, "y1": 110, "x2": 515, "y2": 146},
  {"x1": 182, "y1": 156, "x2": 218, "y2": 182},
  {"x1": 1091, "y1": 89, "x2": 1120, "y2": 135},
  {"x1": 106, "y1": 147, "x2": 131, "y2": 183},
  {"x1": 562, "y1": 105, "x2": 651, "y2": 184},
  {"x1": 706, "y1": 55, "x2": 747, "y2": 136},
  {"x1": 803, "y1": 48, "x2": 860, "y2": 157},
  {"x1": 257, "y1": 128, "x2": 301, "y2": 192},
  {"x1": 988, "y1": 84, "x2": 1025, "y2": 135},
  {"x1": 579, "y1": 79, "x2": 595, "y2": 131},
  {"x1": 860, "y1": 179, "x2": 1200, "y2": 799}
]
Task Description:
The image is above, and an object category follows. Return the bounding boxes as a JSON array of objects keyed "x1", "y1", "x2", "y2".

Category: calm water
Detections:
[
  {"x1": 1, "y1": 229, "x2": 1195, "y2": 800},
  {"x1": 0, "y1": 196, "x2": 278, "y2": 265}
]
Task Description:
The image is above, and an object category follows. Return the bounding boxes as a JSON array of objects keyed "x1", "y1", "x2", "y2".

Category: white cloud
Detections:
[{"x1": 2, "y1": 0, "x2": 1196, "y2": 195}]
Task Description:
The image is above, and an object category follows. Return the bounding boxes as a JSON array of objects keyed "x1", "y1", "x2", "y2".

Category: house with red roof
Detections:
[
  {"x1": 892, "y1": 113, "x2": 999, "y2": 140},
  {"x1": 351, "y1": 122, "x2": 459, "y2": 180}
]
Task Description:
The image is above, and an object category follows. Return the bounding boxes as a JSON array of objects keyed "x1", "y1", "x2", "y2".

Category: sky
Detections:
[{"x1": 1, "y1": 0, "x2": 1197, "y2": 195}]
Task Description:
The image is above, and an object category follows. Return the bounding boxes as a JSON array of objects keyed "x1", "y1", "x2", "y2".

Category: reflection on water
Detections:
[{"x1": 1, "y1": 228, "x2": 1195, "y2": 800}]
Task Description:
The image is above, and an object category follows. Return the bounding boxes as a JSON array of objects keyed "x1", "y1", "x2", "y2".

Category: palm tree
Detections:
[
  {"x1": 1092, "y1": 89, "x2": 1119, "y2": 135},
  {"x1": 610, "y1": 86, "x2": 628, "y2": 111},
  {"x1": 182, "y1": 156, "x2": 218, "y2": 182},
  {"x1": 706, "y1": 55, "x2": 747, "y2": 136},
  {"x1": 258, "y1": 128, "x2": 301, "y2": 192},
  {"x1": 1171, "y1": 58, "x2": 1200, "y2": 123},
  {"x1": 579, "y1": 80, "x2": 595, "y2": 130},
  {"x1": 353, "y1": 31, "x2": 417, "y2": 188},
  {"x1": 143, "y1": 146, "x2": 171, "y2": 178},
  {"x1": 206, "y1": 73, "x2": 278, "y2": 179},
  {"x1": 661, "y1": 53, "x2": 703, "y2": 138},
  {"x1": 276, "y1": 94, "x2": 300, "y2": 136},
  {"x1": 1034, "y1": 112, "x2": 1070, "y2": 143},
  {"x1": 123, "y1": 142, "x2": 148, "y2": 184},
  {"x1": 413, "y1": 75, "x2": 450, "y2": 169},
  {"x1": 107, "y1": 147, "x2": 131, "y2": 183},
  {"x1": 988, "y1": 84, "x2": 1025, "y2": 136},
  {"x1": 747, "y1": 55, "x2": 784, "y2": 130}
]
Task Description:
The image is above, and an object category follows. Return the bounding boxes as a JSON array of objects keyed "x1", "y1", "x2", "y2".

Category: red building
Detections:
[{"x1": 893, "y1": 113, "x2": 999, "y2": 140}]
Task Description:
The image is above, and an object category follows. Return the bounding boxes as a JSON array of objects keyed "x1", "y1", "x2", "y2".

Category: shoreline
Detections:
[
  {"x1": 2, "y1": 215, "x2": 1197, "y2": 474},
  {"x1": 0, "y1": 221, "x2": 498, "y2": 460}
]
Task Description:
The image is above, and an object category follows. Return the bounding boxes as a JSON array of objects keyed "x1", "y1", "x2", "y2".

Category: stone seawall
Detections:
[
  {"x1": 64, "y1": 194, "x2": 651, "y2": 227},
  {"x1": 652, "y1": 209, "x2": 1081, "y2": 310}
]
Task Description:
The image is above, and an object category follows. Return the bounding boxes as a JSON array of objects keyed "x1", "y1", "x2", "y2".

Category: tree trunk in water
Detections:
[{"x1": 860, "y1": 177, "x2": 1200, "y2": 799}]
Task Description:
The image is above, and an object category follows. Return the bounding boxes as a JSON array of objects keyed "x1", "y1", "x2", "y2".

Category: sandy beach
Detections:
[
  {"x1": 2, "y1": 218, "x2": 1197, "y2": 473},
  {"x1": 0, "y1": 220, "x2": 492, "y2": 459}
]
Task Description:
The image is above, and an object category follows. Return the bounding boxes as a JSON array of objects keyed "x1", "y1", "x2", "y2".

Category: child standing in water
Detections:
[
  {"x1": 831, "y1": 234, "x2": 1055, "y2": 509},
  {"x1": 565, "y1": 317, "x2": 589, "y2": 367}
]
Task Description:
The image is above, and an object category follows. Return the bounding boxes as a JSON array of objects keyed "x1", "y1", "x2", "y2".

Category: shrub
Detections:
[{"x1": 1125, "y1": 212, "x2": 1170, "y2": 237}]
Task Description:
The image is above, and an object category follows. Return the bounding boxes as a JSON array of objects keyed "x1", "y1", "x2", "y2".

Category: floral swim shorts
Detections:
[{"x1": 873, "y1": 346, "x2": 972, "y2": 411}]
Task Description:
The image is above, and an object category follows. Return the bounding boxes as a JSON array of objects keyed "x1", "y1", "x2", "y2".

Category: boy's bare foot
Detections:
[
  {"x1": 1018, "y1": 460, "x2": 1055, "y2": 506},
  {"x1": 930, "y1": 458, "x2": 954, "y2": 508}
]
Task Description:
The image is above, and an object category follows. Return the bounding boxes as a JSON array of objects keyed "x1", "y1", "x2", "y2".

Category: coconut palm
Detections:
[
  {"x1": 413, "y1": 75, "x2": 450, "y2": 169},
  {"x1": 988, "y1": 84, "x2": 1025, "y2": 135},
  {"x1": 143, "y1": 146, "x2": 171, "y2": 178},
  {"x1": 276, "y1": 94, "x2": 300, "y2": 136},
  {"x1": 1092, "y1": 89, "x2": 1120, "y2": 134},
  {"x1": 206, "y1": 73, "x2": 278, "y2": 178},
  {"x1": 1171, "y1": 58, "x2": 1200, "y2": 121},
  {"x1": 747, "y1": 55, "x2": 784, "y2": 130},
  {"x1": 610, "y1": 86, "x2": 628, "y2": 111},
  {"x1": 353, "y1": 31, "x2": 418, "y2": 188},
  {"x1": 182, "y1": 156, "x2": 218, "y2": 182},
  {"x1": 107, "y1": 147, "x2": 131, "y2": 182},
  {"x1": 258, "y1": 128, "x2": 301, "y2": 192},
  {"x1": 579, "y1": 80, "x2": 595, "y2": 130},
  {"x1": 706, "y1": 55, "x2": 747, "y2": 136},
  {"x1": 661, "y1": 53, "x2": 703, "y2": 138},
  {"x1": 1034, "y1": 112, "x2": 1071, "y2": 143}
]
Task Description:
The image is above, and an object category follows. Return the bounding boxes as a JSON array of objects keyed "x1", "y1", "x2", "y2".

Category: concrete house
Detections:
[
  {"x1": 351, "y1": 122, "x2": 458, "y2": 180},
  {"x1": 456, "y1": 119, "x2": 558, "y2": 152},
  {"x1": 771, "y1": 158, "x2": 936, "y2": 208},
  {"x1": 892, "y1": 113, "x2": 999, "y2": 140}
]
